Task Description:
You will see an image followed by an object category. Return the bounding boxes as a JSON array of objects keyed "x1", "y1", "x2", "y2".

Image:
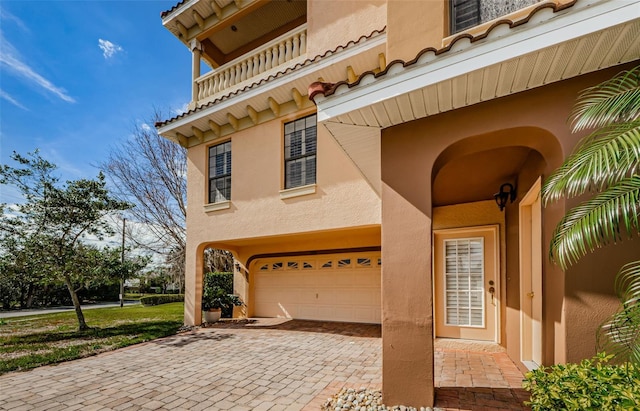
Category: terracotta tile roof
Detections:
[
  {"x1": 160, "y1": 0, "x2": 187, "y2": 18},
  {"x1": 308, "y1": 0, "x2": 577, "y2": 102},
  {"x1": 155, "y1": 27, "x2": 386, "y2": 128}
]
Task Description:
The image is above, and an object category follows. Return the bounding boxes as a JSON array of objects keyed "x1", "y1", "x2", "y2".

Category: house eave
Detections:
[
  {"x1": 156, "y1": 32, "x2": 388, "y2": 145},
  {"x1": 313, "y1": 0, "x2": 640, "y2": 127}
]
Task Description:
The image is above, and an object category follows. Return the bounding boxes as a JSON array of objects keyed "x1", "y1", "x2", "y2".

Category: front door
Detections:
[
  {"x1": 519, "y1": 178, "x2": 543, "y2": 368},
  {"x1": 434, "y1": 225, "x2": 499, "y2": 341}
]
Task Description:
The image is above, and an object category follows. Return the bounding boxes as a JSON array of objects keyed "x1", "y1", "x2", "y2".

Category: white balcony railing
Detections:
[{"x1": 195, "y1": 25, "x2": 307, "y2": 104}]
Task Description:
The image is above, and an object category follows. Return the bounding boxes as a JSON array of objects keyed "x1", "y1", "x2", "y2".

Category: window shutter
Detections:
[
  {"x1": 450, "y1": 0, "x2": 480, "y2": 34},
  {"x1": 444, "y1": 238, "x2": 484, "y2": 327},
  {"x1": 284, "y1": 114, "x2": 317, "y2": 189}
]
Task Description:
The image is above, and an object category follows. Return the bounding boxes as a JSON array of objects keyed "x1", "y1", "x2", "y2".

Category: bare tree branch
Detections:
[
  {"x1": 101, "y1": 110, "x2": 187, "y2": 288},
  {"x1": 102, "y1": 110, "x2": 232, "y2": 291}
]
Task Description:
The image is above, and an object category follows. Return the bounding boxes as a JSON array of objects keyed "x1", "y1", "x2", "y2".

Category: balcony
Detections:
[{"x1": 194, "y1": 24, "x2": 307, "y2": 106}]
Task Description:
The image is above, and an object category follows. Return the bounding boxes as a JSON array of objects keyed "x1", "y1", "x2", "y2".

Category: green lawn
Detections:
[{"x1": 0, "y1": 302, "x2": 184, "y2": 375}]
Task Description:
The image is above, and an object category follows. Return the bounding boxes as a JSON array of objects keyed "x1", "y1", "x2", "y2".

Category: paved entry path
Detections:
[
  {"x1": 0, "y1": 320, "x2": 528, "y2": 410},
  {"x1": 434, "y1": 349, "x2": 531, "y2": 410}
]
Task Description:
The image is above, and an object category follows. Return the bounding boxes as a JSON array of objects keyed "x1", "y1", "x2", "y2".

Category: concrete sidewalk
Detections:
[{"x1": 0, "y1": 300, "x2": 140, "y2": 319}]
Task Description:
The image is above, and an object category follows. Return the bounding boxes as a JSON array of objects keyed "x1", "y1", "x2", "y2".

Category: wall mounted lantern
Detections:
[{"x1": 494, "y1": 183, "x2": 516, "y2": 211}]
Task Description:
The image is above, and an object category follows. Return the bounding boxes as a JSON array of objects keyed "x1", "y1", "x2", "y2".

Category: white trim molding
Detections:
[
  {"x1": 204, "y1": 200, "x2": 231, "y2": 212},
  {"x1": 279, "y1": 184, "x2": 316, "y2": 200}
]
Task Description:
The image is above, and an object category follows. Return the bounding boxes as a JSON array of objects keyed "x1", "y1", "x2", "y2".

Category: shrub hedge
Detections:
[
  {"x1": 523, "y1": 353, "x2": 640, "y2": 410},
  {"x1": 205, "y1": 272, "x2": 233, "y2": 293},
  {"x1": 140, "y1": 294, "x2": 184, "y2": 306},
  {"x1": 203, "y1": 272, "x2": 234, "y2": 317}
]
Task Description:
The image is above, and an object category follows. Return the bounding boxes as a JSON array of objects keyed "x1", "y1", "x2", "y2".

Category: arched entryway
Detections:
[
  {"x1": 184, "y1": 242, "x2": 239, "y2": 325},
  {"x1": 431, "y1": 126, "x2": 562, "y2": 369}
]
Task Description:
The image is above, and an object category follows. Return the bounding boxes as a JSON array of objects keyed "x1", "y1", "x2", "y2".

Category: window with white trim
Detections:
[
  {"x1": 208, "y1": 141, "x2": 231, "y2": 203},
  {"x1": 284, "y1": 114, "x2": 316, "y2": 189}
]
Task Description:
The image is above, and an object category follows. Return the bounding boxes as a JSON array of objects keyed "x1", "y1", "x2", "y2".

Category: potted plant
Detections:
[{"x1": 202, "y1": 272, "x2": 243, "y2": 323}]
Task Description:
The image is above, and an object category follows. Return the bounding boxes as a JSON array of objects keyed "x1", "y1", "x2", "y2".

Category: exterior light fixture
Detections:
[{"x1": 494, "y1": 183, "x2": 516, "y2": 211}]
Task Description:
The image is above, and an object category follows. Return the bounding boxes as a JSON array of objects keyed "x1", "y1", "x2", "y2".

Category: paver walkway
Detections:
[
  {"x1": 434, "y1": 349, "x2": 530, "y2": 410},
  {"x1": 0, "y1": 320, "x2": 529, "y2": 410}
]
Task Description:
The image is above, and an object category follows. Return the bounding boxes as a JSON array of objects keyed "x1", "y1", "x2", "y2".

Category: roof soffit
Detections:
[
  {"x1": 162, "y1": 0, "x2": 308, "y2": 67},
  {"x1": 313, "y1": 0, "x2": 640, "y2": 128}
]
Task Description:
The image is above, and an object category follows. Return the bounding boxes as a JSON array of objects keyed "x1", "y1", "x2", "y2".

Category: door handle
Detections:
[{"x1": 489, "y1": 286, "x2": 496, "y2": 305}]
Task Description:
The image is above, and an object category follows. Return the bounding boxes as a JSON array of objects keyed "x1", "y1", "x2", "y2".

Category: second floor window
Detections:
[
  {"x1": 450, "y1": 0, "x2": 480, "y2": 34},
  {"x1": 284, "y1": 114, "x2": 317, "y2": 189},
  {"x1": 209, "y1": 141, "x2": 231, "y2": 203},
  {"x1": 450, "y1": 0, "x2": 539, "y2": 34}
]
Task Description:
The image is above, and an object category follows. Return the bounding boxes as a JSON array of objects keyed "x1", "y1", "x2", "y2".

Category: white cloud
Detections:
[
  {"x1": 98, "y1": 39, "x2": 123, "y2": 59},
  {"x1": 0, "y1": 9, "x2": 28, "y2": 32},
  {"x1": 172, "y1": 102, "x2": 189, "y2": 116},
  {"x1": 141, "y1": 123, "x2": 152, "y2": 131},
  {"x1": 0, "y1": 89, "x2": 28, "y2": 110},
  {"x1": 0, "y1": 31, "x2": 76, "y2": 103}
]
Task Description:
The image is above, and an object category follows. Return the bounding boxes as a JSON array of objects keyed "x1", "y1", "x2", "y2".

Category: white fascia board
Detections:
[
  {"x1": 157, "y1": 33, "x2": 387, "y2": 135},
  {"x1": 316, "y1": 0, "x2": 640, "y2": 123},
  {"x1": 162, "y1": 0, "x2": 199, "y2": 26}
]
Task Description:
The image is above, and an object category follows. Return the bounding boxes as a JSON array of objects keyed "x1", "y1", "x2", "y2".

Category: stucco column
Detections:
[
  {"x1": 190, "y1": 39, "x2": 202, "y2": 104},
  {"x1": 381, "y1": 182, "x2": 434, "y2": 407},
  {"x1": 184, "y1": 241, "x2": 203, "y2": 326}
]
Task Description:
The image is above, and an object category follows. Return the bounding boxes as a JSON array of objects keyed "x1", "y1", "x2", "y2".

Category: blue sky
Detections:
[{"x1": 1, "y1": 0, "x2": 191, "y2": 203}]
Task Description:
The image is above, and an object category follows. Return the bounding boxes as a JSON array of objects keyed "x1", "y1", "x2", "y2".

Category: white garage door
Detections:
[{"x1": 253, "y1": 253, "x2": 381, "y2": 324}]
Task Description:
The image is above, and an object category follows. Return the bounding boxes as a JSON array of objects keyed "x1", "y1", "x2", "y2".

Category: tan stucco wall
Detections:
[
  {"x1": 184, "y1": 109, "x2": 381, "y2": 325},
  {"x1": 380, "y1": 66, "x2": 637, "y2": 394},
  {"x1": 386, "y1": 0, "x2": 446, "y2": 62},
  {"x1": 563, "y1": 200, "x2": 638, "y2": 363},
  {"x1": 187, "y1": 113, "x2": 380, "y2": 242},
  {"x1": 306, "y1": 0, "x2": 387, "y2": 57}
]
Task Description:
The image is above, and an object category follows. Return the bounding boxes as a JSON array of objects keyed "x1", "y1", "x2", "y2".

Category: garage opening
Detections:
[{"x1": 252, "y1": 252, "x2": 381, "y2": 324}]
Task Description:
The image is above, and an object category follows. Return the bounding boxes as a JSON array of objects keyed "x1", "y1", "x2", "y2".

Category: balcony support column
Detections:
[{"x1": 191, "y1": 39, "x2": 202, "y2": 103}]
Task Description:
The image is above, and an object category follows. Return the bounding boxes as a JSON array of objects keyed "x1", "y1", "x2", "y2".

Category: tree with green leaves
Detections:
[
  {"x1": 0, "y1": 151, "x2": 132, "y2": 330},
  {"x1": 542, "y1": 65, "x2": 640, "y2": 363},
  {"x1": 0, "y1": 234, "x2": 44, "y2": 309}
]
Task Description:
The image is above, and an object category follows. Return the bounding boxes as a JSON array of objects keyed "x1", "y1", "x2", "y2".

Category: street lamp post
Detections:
[{"x1": 120, "y1": 218, "x2": 126, "y2": 308}]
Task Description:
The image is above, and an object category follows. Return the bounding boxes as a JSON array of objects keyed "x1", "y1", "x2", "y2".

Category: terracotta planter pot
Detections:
[{"x1": 203, "y1": 308, "x2": 222, "y2": 323}]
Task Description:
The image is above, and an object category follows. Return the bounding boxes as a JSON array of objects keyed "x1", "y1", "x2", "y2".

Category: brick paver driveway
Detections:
[
  {"x1": 0, "y1": 320, "x2": 529, "y2": 410},
  {"x1": 0, "y1": 321, "x2": 381, "y2": 411}
]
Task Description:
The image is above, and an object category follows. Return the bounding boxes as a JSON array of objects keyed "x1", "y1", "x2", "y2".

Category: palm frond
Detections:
[
  {"x1": 598, "y1": 260, "x2": 640, "y2": 365},
  {"x1": 543, "y1": 121, "x2": 640, "y2": 204},
  {"x1": 570, "y1": 65, "x2": 640, "y2": 132},
  {"x1": 615, "y1": 260, "x2": 640, "y2": 306},
  {"x1": 549, "y1": 176, "x2": 640, "y2": 269}
]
